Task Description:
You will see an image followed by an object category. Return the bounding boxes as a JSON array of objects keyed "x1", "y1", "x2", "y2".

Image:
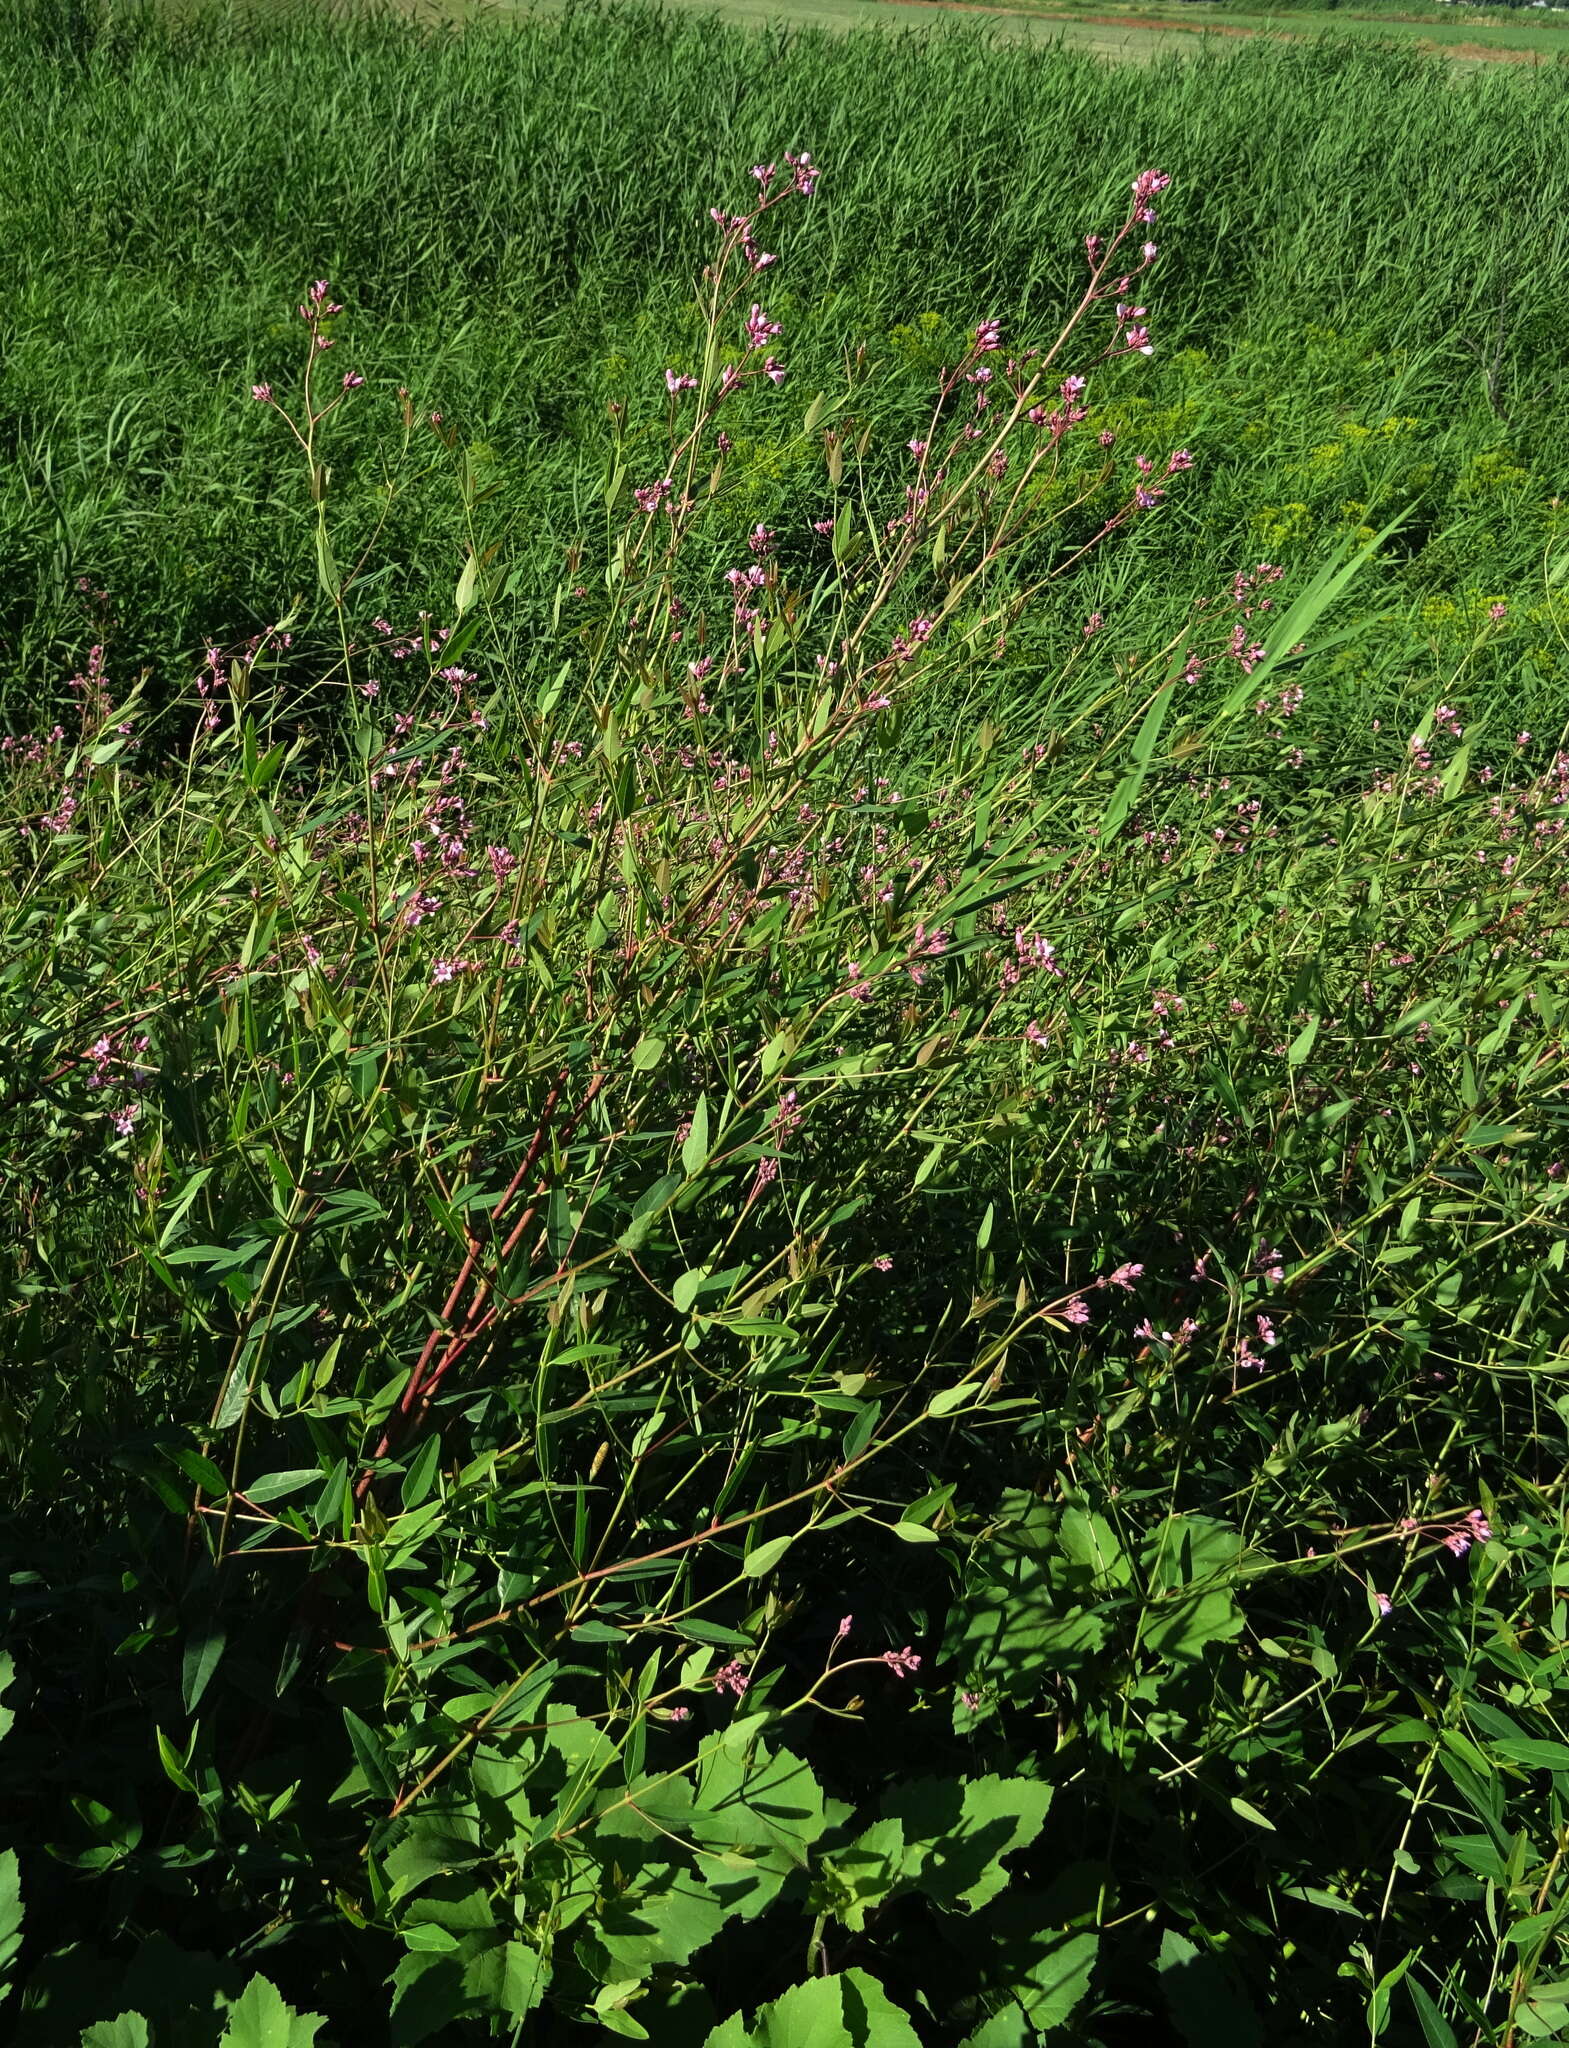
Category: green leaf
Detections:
[
  {"x1": 1015, "y1": 1929, "x2": 1099, "y2": 2032},
  {"x1": 156, "y1": 1725, "x2": 198, "y2": 1794},
  {"x1": 1228, "y1": 1795, "x2": 1275, "y2": 1832},
  {"x1": 343, "y1": 1707, "x2": 395, "y2": 1798},
  {"x1": 315, "y1": 523, "x2": 338, "y2": 599},
  {"x1": 674, "y1": 1267, "x2": 712, "y2": 1313},
  {"x1": 0, "y1": 1848, "x2": 20, "y2": 1993},
  {"x1": 1101, "y1": 678, "x2": 1178, "y2": 839},
  {"x1": 1492, "y1": 1738, "x2": 1569, "y2": 1772},
  {"x1": 703, "y1": 1969, "x2": 922, "y2": 2048},
  {"x1": 586, "y1": 889, "x2": 620, "y2": 949},
  {"x1": 683, "y1": 1094, "x2": 711, "y2": 1177},
  {"x1": 880, "y1": 1773, "x2": 1053, "y2": 1913},
  {"x1": 182, "y1": 1616, "x2": 226, "y2": 1715},
  {"x1": 244, "y1": 1468, "x2": 321, "y2": 1504},
  {"x1": 220, "y1": 1973, "x2": 326, "y2": 2047},
  {"x1": 157, "y1": 1166, "x2": 215, "y2": 1249},
  {"x1": 401, "y1": 1925, "x2": 460, "y2": 1953},
  {"x1": 83, "y1": 2019, "x2": 151, "y2": 2048},
  {"x1": 760, "y1": 1030, "x2": 793, "y2": 1081},
  {"x1": 928, "y1": 1379, "x2": 981, "y2": 1418},
  {"x1": 1406, "y1": 1976, "x2": 1460, "y2": 2048},
  {"x1": 841, "y1": 1400, "x2": 881, "y2": 1461},
  {"x1": 401, "y1": 1435, "x2": 443, "y2": 1511},
  {"x1": 1287, "y1": 1013, "x2": 1319, "y2": 1065},
  {"x1": 743, "y1": 1533, "x2": 794, "y2": 1579},
  {"x1": 618, "y1": 1171, "x2": 684, "y2": 1251}
]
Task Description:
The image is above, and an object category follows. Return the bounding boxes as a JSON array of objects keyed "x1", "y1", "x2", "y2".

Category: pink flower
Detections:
[
  {"x1": 1125, "y1": 327, "x2": 1154, "y2": 356},
  {"x1": 1166, "y1": 448, "x2": 1193, "y2": 473},
  {"x1": 1375, "y1": 1592, "x2": 1393, "y2": 1617},
  {"x1": 745, "y1": 303, "x2": 783, "y2": 352},
  {"x1": 1082, "y1": 612, "x2": 1103, "y2": 639},
  {"x1": 1104, "y1": 1262, "x2": 1144, "y2": 1292},
  {"x1": 668, "y1": 1705, "x2": 691, "y2": 1724},
  {"x1": 665, "y1": 368, "x2": 697, "y2": 394},
  {"x1": 873, "y1": 1256, "x2": 893, "y2": 1272},
  {"x1": 713, "y1": 1659, "x2": 750, "y2": 1698},
  {"x1": 882, "y1": 1647, "x2": 921, "y2": 1678},
  {"x1": 907, "y1": 438, "x2": 929, "y2": 457},
  {"x1": 341, "y1": 371, "x2": 364, "y2": 391},
  {"x1": 634, "y1": 478, "x2": 673, "y2": 516},
  {"x1": 250, "y1": 383, "x2": 273, "y2": 403},
  {"x1": 762, "y1": 357, "x2": 786, "y2": 385},
  {"x1": 112, "y1": 1105, "x2": 139, "y2": 1137},
  {"x1": 1063, "y1": 1297, "x2": 1091, "y2": 1326},
  {"x1": 835, "y1": 1615, "x2": 853, "y2": 1640},
  {"x1": 785, "y1": 149, "x2": 818, "y2": 196},
  {"x1": 973, "y1": 319, "x2": 1002, "y2": 353}
]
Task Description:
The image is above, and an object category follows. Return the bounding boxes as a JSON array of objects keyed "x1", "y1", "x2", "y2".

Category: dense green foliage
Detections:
[
  {"x1": 4, "y1": 4, "x2": 1569, "y2": 2045},
  {"x1": 4, "y1": 0, "x2": 1569, "y2": 708}
]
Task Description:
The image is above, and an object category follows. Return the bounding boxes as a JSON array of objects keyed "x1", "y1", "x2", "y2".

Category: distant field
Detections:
[{"x1": 395, "y1": 0, "x2": 1569, "y2": 60}]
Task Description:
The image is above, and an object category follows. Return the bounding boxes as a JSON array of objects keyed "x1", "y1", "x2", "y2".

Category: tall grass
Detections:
[{"x1": 3, "y1": 0, "x2": 1569, "y2": 715}]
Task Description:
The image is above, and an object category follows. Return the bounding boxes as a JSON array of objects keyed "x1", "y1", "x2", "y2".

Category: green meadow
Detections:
[{"x1": 3, "y1": 3, "x2": 1569, "y2": 2042}]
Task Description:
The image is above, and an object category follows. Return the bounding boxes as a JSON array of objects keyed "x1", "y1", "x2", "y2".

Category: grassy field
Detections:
[
  {"x1": 4, "y1": 3, "x2": 1569, "y2": 2044},
  {"x1": 411, "y1": 0, "x2": 1569, "y2": 63}
]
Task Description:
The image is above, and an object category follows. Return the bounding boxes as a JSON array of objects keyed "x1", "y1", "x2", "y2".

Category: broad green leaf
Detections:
[
  {"x1": 220, "y1": 1973, "x2": 326, "y2": 2047},
  {"x1": 84, "y1": 2020, "x2": 151, "y2": 2048},
  {"x1": 880, "y1": 1773, "x2": 1052, "y2": 1913},
  {"x1": 703, "y1": 1968, "x2": 922, "y2": 2048}
]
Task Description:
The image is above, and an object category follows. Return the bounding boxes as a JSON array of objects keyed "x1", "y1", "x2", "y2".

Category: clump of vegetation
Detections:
[{"x1": 4, "y1": 6, "x2": 1569, "y2": 2046}]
